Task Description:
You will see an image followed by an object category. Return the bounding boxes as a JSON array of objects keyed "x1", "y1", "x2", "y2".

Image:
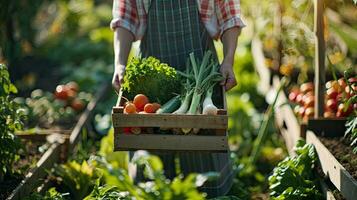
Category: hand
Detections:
[
  {"x1": 220, "y1": 60, "x2": 237, "y2": 91},
  {"x1": 112, "y1": 64, "x2": 126, "y2": 92}
]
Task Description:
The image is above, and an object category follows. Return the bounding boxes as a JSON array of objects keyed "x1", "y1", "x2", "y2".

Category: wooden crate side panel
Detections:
[
  {"x1": 112, "y1": 113, "x2": 227, "y2": 129},
  {"x1": 306, "y1": 131, "x2": 357, "y2": 200},
  {"x1": 114, "y1": 134, "x2": 228, "y2": 152},
  {"x1": 7, "y1": 143, "x2": 61, "y2": 200}
]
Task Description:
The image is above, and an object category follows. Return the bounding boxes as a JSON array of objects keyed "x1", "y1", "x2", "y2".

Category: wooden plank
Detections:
[
  {"x1": 319, "y1": 179, "x2": 337, "y2": 200},
  {"x1": 307, "y1": 118, "x2": 347, "y2": 137},
  {"x1": 314, "y1": 0, "x2": 326, "y2": 117},
  {"x1": 272, "y1": 76, "x2": 302, "y2": 155},
  {"x1": 7, "y1": 142, "x2": 62, "y2": 200},
  {"x1": 69, "y1": 83, "x2": 110, "y2": 152},
  {"x1": 306, "y1": 131, "x2": 357, "y2": 200},
  {"x1": 112, "y1": 113, "x2": 227, "y2": 129},
  {"x1": 114, "y1": 134, "x2": 228, "y2": 152},
  {"x1": 251, "y1": 37, "x2": 271, "y2": 95}
]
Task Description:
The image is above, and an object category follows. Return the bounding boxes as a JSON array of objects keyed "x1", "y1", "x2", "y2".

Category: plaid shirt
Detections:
[{"x1": 111, "y1": 0, "x2": 245, "y2": 40}]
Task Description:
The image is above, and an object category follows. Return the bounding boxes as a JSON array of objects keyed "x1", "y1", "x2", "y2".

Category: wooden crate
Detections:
[
  {"x1": 306, "y1": 131, "x2": 357, "y2": 200},
  {"x1": 112, "y1": 88, "x2": 229, "y2": 152}
]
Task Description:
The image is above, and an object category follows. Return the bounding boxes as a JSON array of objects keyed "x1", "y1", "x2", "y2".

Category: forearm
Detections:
[
  {"x1": 221, "y1": 27, "x2": 241, "y2": 65},
  {"x1": 114, "y1": 27, "x2": 134, "y2": 67}
]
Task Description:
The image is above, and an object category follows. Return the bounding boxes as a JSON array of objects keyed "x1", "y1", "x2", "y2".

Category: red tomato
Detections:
[
  {"x1": 348, "y1": 77, "x2": 357, "y2": 84},
  {"x1": 66, "y1": 81, "x2": 79, "y2": 93},
  {"x1": 300, "y1": 82, "x2": 314, "y2": 94},
  {"x1": 303, "y1": 96, "x2": 315, "y2": 108},
  {"x1": 337, "y1": 103, "x2": 353, "y2": 117},
  {"x1": 323, "y1": 111, "x2": 335, "y2": 118},
  {"x1": 296, "y1": 93, "x2": 304, "y2": 105},
  {"x1": 305, "y1": 107, "x2": 315, "y2": 118},
  {"x1": 144, "y1": 103, "x2": 155, "y2": 113},
  {"x1": 133, "y1": 94, "x2": 149, "y2": 111},
  {"x1": 325, "y1": 80, "x2": 339, "y2": 90},
  {"x1": 55, "y1": 85, "x2": 69, "y2": 100},
  {"x1": 338, "y1": 78, "x2": 347, "y2": 89},
  {"x1": 71, "y1": 98, "x2": 85, "y2": 112},
  {"x1": 326, "y1": 99, "x2": 337, "y2": 112},
  {"x1": 326, "y1": 88, "x2": 338, "y2": 100},
  {"x1": 289, "y1": 92, "x2": 299, "y2": 102},
  {"x1": 152, "y1": 103, "x2": 161, "y2": 112},
  {"x1": 124, "y1": 103, "x2": 137, "y2": 114},
  {"x1": 123, "y1": 127, "x2": 131, "y2": 134}
]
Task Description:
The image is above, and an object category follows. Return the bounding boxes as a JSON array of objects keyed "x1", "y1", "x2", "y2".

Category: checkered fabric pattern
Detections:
[
  {"x1": 111, "y1": 0, "x2": 245, "y2": 40},
  {"x1": 131, "y1": 0, "x2": 234, "y2": 198}
]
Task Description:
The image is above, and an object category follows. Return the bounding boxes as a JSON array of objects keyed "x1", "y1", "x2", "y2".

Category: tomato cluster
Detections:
[
  {"x1": 123, "y1": 94, "x2": 161, "y2": 114},
  {"x1": 289, "y1": 77, "x2": 357, "y2": 121},
  {"x1": 54, "y1": 81, "x2": 86, "y2": 112},
  {"x1": 123, "y1": 94, "x2": 161, "y2": 134}
]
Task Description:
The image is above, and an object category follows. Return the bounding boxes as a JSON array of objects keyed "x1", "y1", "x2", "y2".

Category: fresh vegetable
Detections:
[
  {"x1": 156, "y1": 96, "x2": 181, "y2": 114},
  {"x1": 124, "y1": 103, "x2": 137, "y2": 114},
  {"x1": 289, "y1": 70, "x2": 356, "y2": 120},
  {"x1": 133, "y1": 94, "x2": 149, "y2": 111},
  {"x1": 144, "y1": 103, "x2": 155, "y2": 113},
  {"x1": 345, "y1": 116, "x2": 357, "y2": 154},
  {"x1": 122, "y1": 57, "x2": 181, "y2": 103},
  {"x1": 202, "y1": 86, "x2": 217, "y2": 115},
  {"x1": 185, "y1": 51, "x2": 223, "y2": 115},
  {"x1": 269, "y1": 140, "x2": 323, "y2": 200},
  {"x1": 173, "y1": 90, "x2": 192, "y2": 114},
  {"x1": 152, "y1": 103, "x2": 161, "y2": 112}
]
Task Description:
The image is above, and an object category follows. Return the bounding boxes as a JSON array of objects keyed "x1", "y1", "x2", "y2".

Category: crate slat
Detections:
[
  {"x1": 115, "y1": 134, "x2": 228, "y2": 152},
  {"x1": 112, "y1": 113, "x2": 227, "y2": 129},
  {"x1": 306, "y1": 131, "x2": 357, "y2": 200}
]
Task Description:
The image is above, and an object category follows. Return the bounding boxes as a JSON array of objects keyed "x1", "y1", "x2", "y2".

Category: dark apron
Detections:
[{"x1": 136, "y1": 0, "x2": 234, "y2": 197}]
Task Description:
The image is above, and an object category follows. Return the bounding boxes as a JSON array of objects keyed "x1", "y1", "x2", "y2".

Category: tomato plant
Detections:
[{"x1": 0, "y1": 64, "x2": 25, "y2": 180}]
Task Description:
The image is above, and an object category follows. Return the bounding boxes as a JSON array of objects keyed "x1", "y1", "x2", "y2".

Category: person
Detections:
[{"x1": 111, "y1": 0, "x2": 245, "y2": 197}]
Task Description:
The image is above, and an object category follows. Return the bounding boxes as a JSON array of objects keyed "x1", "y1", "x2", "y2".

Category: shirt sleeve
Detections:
[
  {"x1": 215, "y1": 0, "x2": 246, "y2": 36},
  {"x1": 110, "y1": 0, "x2": 139, "y2": 35}
]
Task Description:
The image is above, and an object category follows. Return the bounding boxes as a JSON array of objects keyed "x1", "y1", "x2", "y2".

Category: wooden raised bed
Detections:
[
  {"x1": 306, "y1": 131, "x2": 357, "y2": 200},
  {"x1": 5, "y1": 83, "x2": 109, "y2": 200},
  {"x1": 6, "y1": 133, "x2": 67, "y2": 200},
  {"x1": 112, "y1": 88, "x2": 229, "y2": 152},
  {"x1": 272, "y1": 76, "x2": 306, "y2": 155}
]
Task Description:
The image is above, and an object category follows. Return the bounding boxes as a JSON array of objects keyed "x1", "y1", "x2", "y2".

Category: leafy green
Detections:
[
  {"x1": 345, "y1": 116, "x2": 357, "y2": 154},
  {"x1": 90, "y1": 153, "x2": 209, "y2": 200},
  {"x1": 122, "y1": 56, "x2": 181, "y2": 103},
  {"x1": 24, "y1": 187, "x2": 68, "y2": 200},
  {"x1": 0, "y1": 64, "x2": 25, "y2": 180},
  {"x1": 268, "y1": 140, "x2": 323, "y2": 200},
  {"x1": 53, "y1": 160, "x2": 101, "y2": 200}
]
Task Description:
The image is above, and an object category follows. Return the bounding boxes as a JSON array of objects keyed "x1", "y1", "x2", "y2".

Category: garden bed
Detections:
[
  {"x1": 5, "y1": 133, "x2": 66, "y2": 200},
  {"x1": 0, "y1": 139, "x2": 44, "y2": 199},
  {"x1": 2, "y1": 83, "x2": 109, "y2": 200},
  {"x1": 306, "y1": 131, "x2": 357, "y2": 200}
]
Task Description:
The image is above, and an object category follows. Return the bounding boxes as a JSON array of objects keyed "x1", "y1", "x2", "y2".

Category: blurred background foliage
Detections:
[{"x1": 1, "y1": 0, "x2": 355, "y2": 199}]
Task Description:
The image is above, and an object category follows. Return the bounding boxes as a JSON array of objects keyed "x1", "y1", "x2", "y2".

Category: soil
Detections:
[
  {"x1": 0, "y1": 139, "x2": 45, "y2": 199},
  {"x1": 319, "y1": 137, "x2": 357, "y2": 180}
]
